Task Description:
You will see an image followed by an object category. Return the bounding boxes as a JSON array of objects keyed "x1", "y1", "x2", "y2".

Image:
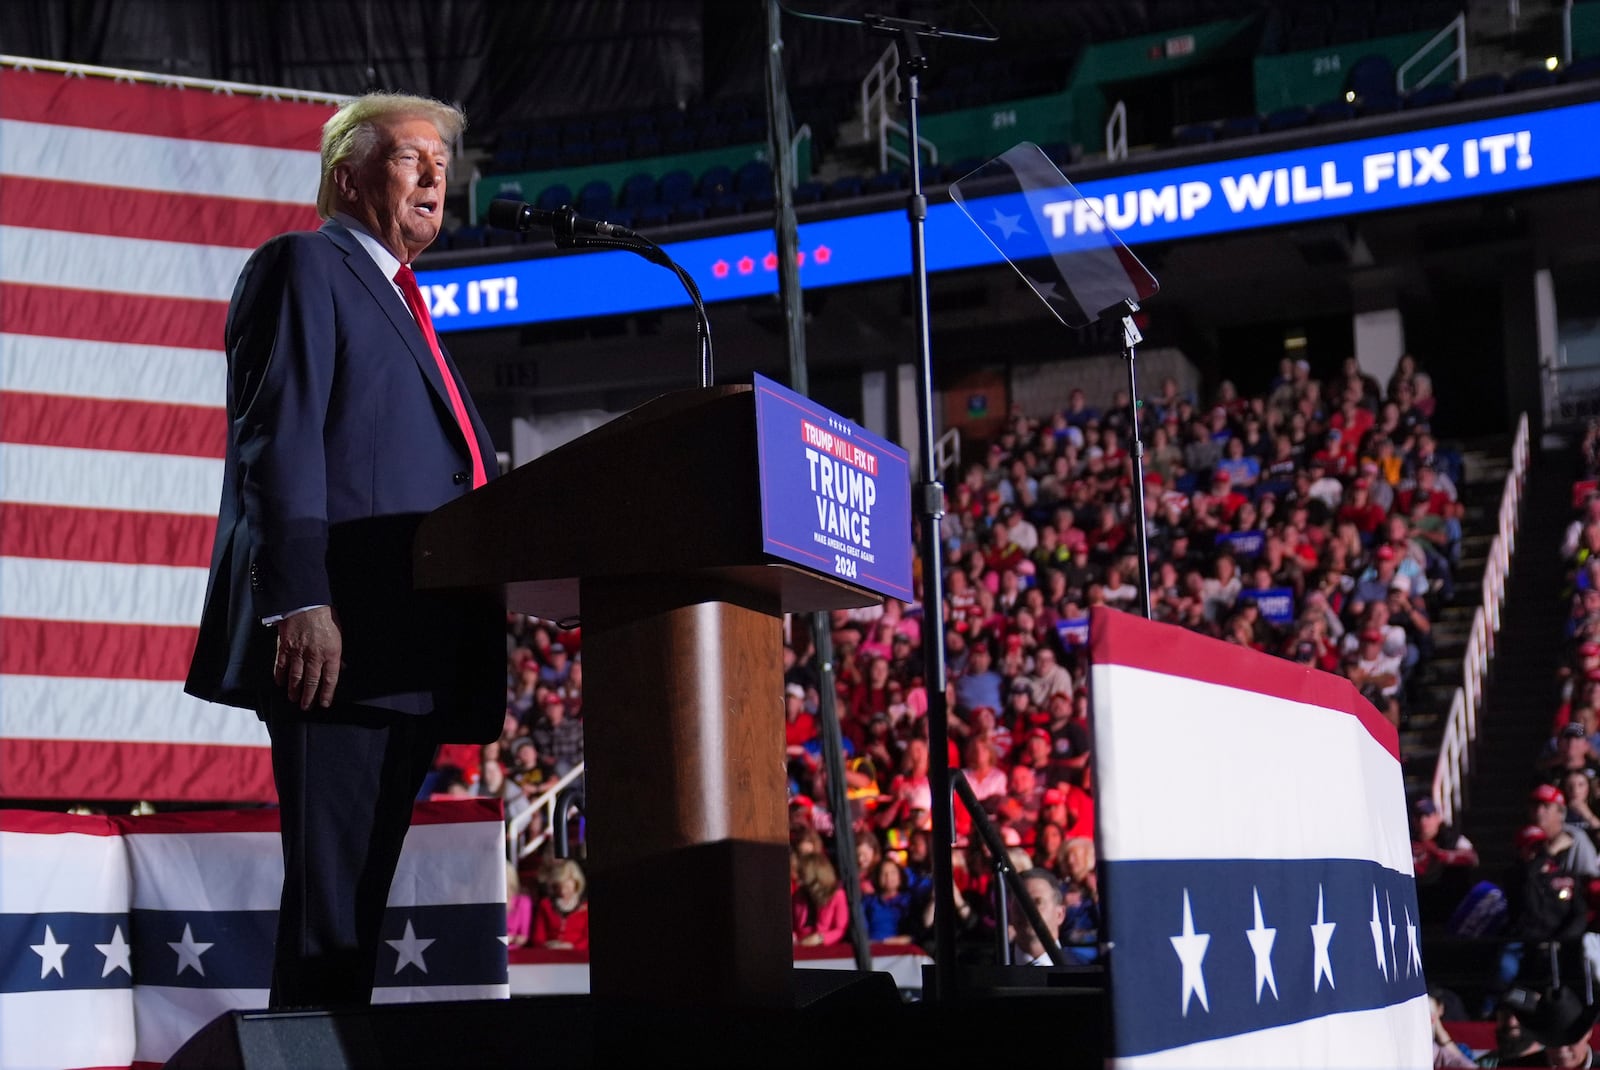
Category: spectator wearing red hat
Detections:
[
  {"x1": 1345, "y1": 627, "x2": 1401, "y2": 725},
  {"x1": 1042, "y1": 784, "x2": 1095, "y2": 842},
  {"x1": 1529, "y1": 785, "x2": 1600, "y2": 878},
  {"x1": 1500, "y1": 806, "x2": 1592, "y2": 993}
]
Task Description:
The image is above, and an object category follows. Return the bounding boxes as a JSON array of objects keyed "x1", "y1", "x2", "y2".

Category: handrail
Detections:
[
  {"x1": 861, "y1": 42, "x2": 900, "y2": 141},
  {"x1": 1432, "y1": 413, "x2": 1530, "y2": 824},
  {"x1": 507, "y1": 762, "x2": 586, "y2": 864},
  {"x1": 1105, "y1": 99, "x2": 1128, "y2": 163},
  {"x1": 792, "y1": 121, "x2": 813, "y2": 179},
  {"x1": 0, "y1": 53, "x2": 352, "y2": 104},
  {"x1": 1396, "y1": 12, "x2": 1467, "y2": 93},
  {"x1": 934, "y1": 427, "x2": 962, "y2": 479},
  {"x1": 878, "y1": 110, "x2": 939, "y2": 173}
]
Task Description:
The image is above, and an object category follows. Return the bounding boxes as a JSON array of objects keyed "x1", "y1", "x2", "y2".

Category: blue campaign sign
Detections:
[
  {"x1": 423, "y1": 99, "x2": 1600, "y2": 332},
  {"x1": 1056, "y1": 616, "x2": 1091, "y2": 648},
  {"x1": 1217, "y1": 529, "x2": 1266, "y2": 559},
  {"x1": 1240, "y1": 587, "x2": 1296, "y2": 626},
  {"x1": 751, "y1": 374, "x2": 913, "y2": 600}
]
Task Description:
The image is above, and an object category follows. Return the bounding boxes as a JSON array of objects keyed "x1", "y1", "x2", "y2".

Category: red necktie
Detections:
[{"x1": 394, "y1": 264, "x2": 487, "y2": 489}]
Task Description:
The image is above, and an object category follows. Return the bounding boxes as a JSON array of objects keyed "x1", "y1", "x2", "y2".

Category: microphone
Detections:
[{"x1": 486, "y1": 198, "x2": 638, "y2": 241}]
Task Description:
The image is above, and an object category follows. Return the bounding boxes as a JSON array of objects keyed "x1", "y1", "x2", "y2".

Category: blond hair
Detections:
[{"x1": 316, "y1": 92, "x2": 466, "y2": 218}]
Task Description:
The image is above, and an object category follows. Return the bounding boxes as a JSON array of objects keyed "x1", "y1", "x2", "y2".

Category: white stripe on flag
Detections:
[
  {"x1": 125, "y1": 831, "x2": 281, "y2": 911},
  {"x1": 0, "y1": 333, "x2": 224, "y2": 407},
  {"x1": 1, "y1": 556, "x2": 210, "y2": 626},
  {"x1": 1113, "y1": 995, "x2": 1433, "y2": 1070},
  {"x1": 390, "y1": 821, "x2": 508, "y2": 908},
  {"x1": 0, "y1": 829, "x2": 130, "y2": 914},
  {"x1": 0, "y1": 676, "x2": 266, "y2": 746},
  {"x1": 373, "y1": 983, "x2": 513, "y2": 1003},
  {"x1": 0, "y1": 225, "x2": 247, "y2": 302},
  {"x1": 132, "y1": 986, "x2": 270, "y2": 1067},
  {"x1": 1091, "y1": 663, "x2": 1413, "y2": 870},
  {"x1": 508, "y1": 962, "x2": 591, "y2": 996},
  {"x1": 0, "y1": 118, "x2": 320, "y2": 204},
  {"x1": 0, "y1": 989, "x2": 138, "y2": 1070},
  {"x1": 1, "y1": 443, "x2": 223, "y2": 514}
]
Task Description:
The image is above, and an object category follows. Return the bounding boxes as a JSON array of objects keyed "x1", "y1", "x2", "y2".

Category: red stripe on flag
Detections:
[
  {"x1": 0, "y1": 282, "x2": 226, "y2": 349},
  {"x1": 1, "y1": 390, "x2": 225, "y2": 458},
  {"x1": 0, "y1": 810, "x2": 121, "y2": 835},
  {"x1": 112, "y1": 808, "x2": 282, "y2": 835},
  {"x1": 1088, "y1": 605, "x2": 1400, "y2": 760},
  {"x1": 0, "y1": 68, "x2": 333, "y2": 149},
  {"x1": 0, "y1": 618, "x2": 199, "y2": 681},
  {"x1": 0, "y1": 176, "x2": 321, "y2": 249},
  {"x1": 0, "y1": 736, "x2": 275, "y2": 802},
  {"x1": 0, "y1": 504, "x2": 216, "y2": 567}
]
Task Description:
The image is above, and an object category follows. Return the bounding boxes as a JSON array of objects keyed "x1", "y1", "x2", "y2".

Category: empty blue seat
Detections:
[
  {"x1": 1508, "y1": 65, "x2": 1558, "y2": 92},
  {"x1": 695, "y1": 124, "x2": 733, "y2": 149},
  {"x1": 489, "y1": 148, "x2": 524, "y2": 173},
  {"x1": 523, "y1": 144, "x2": 559, "y2": 171},
  {"x1": 576, "y1": 180, "x2": 613, "y2": 217},
  {"x1": 557, "y1": 142, "x2": 594, "y2": 167},
  {"x1": 706, "y1": 194, "x2": 743, "y2": 218},
  {"x1": 658, "y1": 169, "x2": 695, "y2": 205},
  {"x1": 630, "y1": 132, "x2": 661, "y2": 157},
  {"x1": 794, "y1": 181, "x2": 826, "y2": 205},
  {"x1": 864, "y1": 171, "x2": 903, "y2": 195},
  {"x1": 698, "y1": 165, "x2": 734, "y2": 199},
  {"x1": 1404, "y1": 83, "x2": 1457, "y2": 109},
  {"x1": 733, "y1": 117, "x2": 767, "y2": 143},
  {"x1": 736, "y1": 160, "x2": 773, "y2": 197},
  {"x1": 1356, "y1": 92, "x2": 1402, "y2": 116},
  {"x1": 620, "y1": 172, "x2": 658, "y2": 208},
  {"x1": 1458, "y1": 73, "x2": 1506, "y2": 99},
  {"x1": 824, "y1": 175, "x2": 863, "y2": 200},
  {"x1": 1312, "y1": 99, "x2": 1357, "y2": 124},
  {"x1": 1217, "y1": 115, "x2": 1262, "y2": 140},
  {"x1": 669, "y1": 199, "x2": 707, "y2": 224},
  {"x1": 1262, "y1": 106, "x2": 1312, "y2": 132},
  {"x1": 534, "y1": 184, "x2": 572, "y2": 212},
  {"x1": 744, "y1": 189, "x2": 775, "y2": 214},
  {"x1": 1346, "y1": 54, "x2": 1396, "y2": 100},
  {"x1": 451, "y1": 225, "x2": 486, "y2": 249},
  {"x1": 632, "y1": 203, "x2": 671, "y2": 229}
]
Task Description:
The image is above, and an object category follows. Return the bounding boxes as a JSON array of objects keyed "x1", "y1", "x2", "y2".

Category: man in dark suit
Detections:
[{"x1": 186, "y1": 93, "x2": 503, "y2": 1008}]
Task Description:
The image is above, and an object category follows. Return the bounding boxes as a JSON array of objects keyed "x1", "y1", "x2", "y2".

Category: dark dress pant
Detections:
[{"x1": 263, "y1": 696, "x2": 439, "y2": 1008}]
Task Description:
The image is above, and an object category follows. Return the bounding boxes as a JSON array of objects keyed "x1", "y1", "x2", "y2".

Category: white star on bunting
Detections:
[
  {"x1": 1406, "y1": 906, "x2": 1422, "y2": 976},
  {"x1": 96, "y1": 925, "x2": 132, "y2": 978},
  {"x1": 1170, "y1": 889, "x2": 1211, "y2": 1016},
  {"x1": 169, "y1": 923, "x2": 214, "y2": 977},
  {"x1": 387, "y1": 919, "x2": 436, "y2": 975},
  {"x1": 1245, "y1": 887, "x2": 1278, "y2": 1003},
  {"x1": 31, "y1": 925, "x2": 69, "y2": 979},
  {"x1": 1369, "y1": 887, "x2": 1388, "y2": 981},
  {"x1": 1385, "y1": 892, "x2": 1397, "y2": 978},
  {"x1": 1311, "y1": 885, "x2": 1337, "y2": 992}
]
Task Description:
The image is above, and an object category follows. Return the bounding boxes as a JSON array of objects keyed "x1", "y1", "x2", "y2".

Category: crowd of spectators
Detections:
[
  {"x1": 432, "y1": 351, "x2": 1462, "y2": 966},
  {"x1": 780, "y1": 352, "x2": 1459, "y2": 958}
]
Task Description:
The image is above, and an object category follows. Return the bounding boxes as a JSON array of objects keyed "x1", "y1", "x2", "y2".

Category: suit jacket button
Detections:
[{"x1": 452, "y1": 471, "x2": 469, "y2": 485}]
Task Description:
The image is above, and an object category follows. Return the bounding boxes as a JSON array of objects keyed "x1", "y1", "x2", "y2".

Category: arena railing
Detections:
[
  {"x1": 1433, "y1": 412, "x2": 1529, "y2": 824},
  {"x1": 507, "y1": 762, "x2": 586, "y2": 864}
]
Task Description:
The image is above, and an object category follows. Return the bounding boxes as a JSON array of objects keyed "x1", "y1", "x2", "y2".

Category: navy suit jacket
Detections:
[{"x1": 186, "y1": 220, "x2": 503, "y2": 743}]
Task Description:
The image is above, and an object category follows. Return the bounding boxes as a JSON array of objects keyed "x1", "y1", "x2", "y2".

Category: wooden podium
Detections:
[{"x1": 414, "y1": 385, "x2": 881, "y2": 1010}]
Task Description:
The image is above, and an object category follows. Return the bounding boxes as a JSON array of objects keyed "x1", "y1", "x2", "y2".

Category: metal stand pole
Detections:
[{"x1": 1118, "y1": 302, "x2": 1153, "y2": 620}]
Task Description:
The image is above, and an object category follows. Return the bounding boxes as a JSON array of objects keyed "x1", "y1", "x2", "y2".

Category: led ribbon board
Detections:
[{"x1": 421, "y1": 99, "x2": 1600, "y2": 332}]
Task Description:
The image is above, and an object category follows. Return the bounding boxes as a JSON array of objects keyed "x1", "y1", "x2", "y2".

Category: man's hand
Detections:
[{"x1": 275, "y1": 606, "x2": 343, "y2": 711}]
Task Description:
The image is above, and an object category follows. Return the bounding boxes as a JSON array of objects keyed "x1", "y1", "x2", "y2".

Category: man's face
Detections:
[
  {"x1": 1023, "y1": 875, "x2": 1065, "y2": 930},
  {"x1": 1536, "y1": 798, "x2": 1567, "y2": 837},
  {"x1": 1548, "y1": 1040, "x2": 1592, "y2": 1068},
  {"x1": 339, "y1": 116, "x2": 448, "y2": 262}
]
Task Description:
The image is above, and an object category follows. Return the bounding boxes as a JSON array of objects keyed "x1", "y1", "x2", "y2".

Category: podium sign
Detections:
[{"x1": 753, "y1": 373, "x2": 913, "y2": 601}]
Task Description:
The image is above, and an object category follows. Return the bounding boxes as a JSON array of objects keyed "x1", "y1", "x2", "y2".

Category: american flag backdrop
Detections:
[
  {"x1": 0, "y1": 799, "x2": 509, "y2": 1070},
  {"x1": 1088, "y1": 606, "x2": 1431, "y2": 1069},
  {"x1": 0, "y1": 60, "x2": 341, "y2": 802}
]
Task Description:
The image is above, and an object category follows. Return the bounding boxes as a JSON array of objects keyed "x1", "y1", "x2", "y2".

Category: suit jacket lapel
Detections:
[{"x1": 319, "y1": 221, "x2": 459, "y2": 427}]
